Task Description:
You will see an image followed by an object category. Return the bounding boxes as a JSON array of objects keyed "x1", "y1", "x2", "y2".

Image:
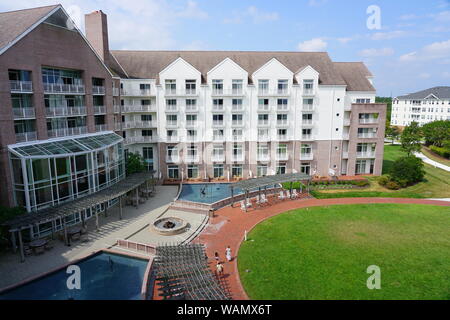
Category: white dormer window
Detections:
[
  {"x1": 278, "y1": 80, "x2": 288, "y2": 94},
  {"x1": 258, "y1": 80, "x2": 269, "y2": 94},
  {"x1": 185, "y1": 80, "x2": 196, "y2": 95},
  {"x1": 165, "y1": 80, "x2": 176, "y2": 94},
  {"x1": 303, "y1": 79, "x2": 314, "y2": 94},
  {"x1": 232, "y1": 79, "x2": 243, "y2": 94},
  {"x1": 212, "y1": 79, "x2": 223, "y2": 94}
]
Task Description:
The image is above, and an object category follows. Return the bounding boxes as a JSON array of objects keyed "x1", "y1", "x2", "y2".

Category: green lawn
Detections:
[
  {"x1": 421, "y1": 146, "x2": 450, "y2": 167},
  {"x1": 238, "y1": 204, "x2": 450, "y2": 300},
  {"x1": 312, "y1": 145, "x2": 450, "y2": 199}
]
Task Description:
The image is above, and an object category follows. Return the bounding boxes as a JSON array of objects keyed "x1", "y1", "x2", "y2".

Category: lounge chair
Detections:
[
  {"x1": 286, "y1": 190, "x2": 291, "y2": 199},
  {"x1": 246, "y1": 199, "x2": 252, "y2": 208},
  {"x1": 292, "y1": 189, "x2": 299, "y2": 199},
  {"x1": 278, "y1": 191, "x2": 286, "y2": 200},
  {"x1": 240, "y1": 201, "x2": 246, "y2": 211},
  {"x1": 260, "y1": 194, "x2": 268, "y2": 204},
  {"x1": 34, "y1": 246, "x2": 45, "y2": 255},
  {"x1": 71, "y1": 233, "x2": 81, "y2": 241},
  {"x1": 80, "y1": 234, "x2": 90, "y2": 243}
]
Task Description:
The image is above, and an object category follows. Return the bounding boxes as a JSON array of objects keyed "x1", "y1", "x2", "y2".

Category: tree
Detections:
[
  {"x1": 400, "y1": 121, "x2": 422, "y2": 155},
  {"x1": 421, "y1": 120, "x2": 450, "y2": 147},
  {"x1": 0, "y1": 206, "x2": 26, "y2": 250},
  {"x1": 376, "y1": 97, "x2": 392, "y2": 122},
  {"x1": 389, "y1": 155, "x2": 425, "y2": 187},
  {"x1": 385, "y1": 124, "x2": 400, "y2": 144},
  {"x1": 126, "y1": 152, "x2": 145, "y2": 175}
]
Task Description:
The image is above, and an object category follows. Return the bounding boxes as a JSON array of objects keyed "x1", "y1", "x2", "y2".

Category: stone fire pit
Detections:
[{"x1": 152, "y1": 217, "x2": 188, "y2": 235}]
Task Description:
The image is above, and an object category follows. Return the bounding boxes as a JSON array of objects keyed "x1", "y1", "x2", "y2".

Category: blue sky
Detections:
[{"x1": 1, "y1": 0, "x2": 450, "y2": 96}]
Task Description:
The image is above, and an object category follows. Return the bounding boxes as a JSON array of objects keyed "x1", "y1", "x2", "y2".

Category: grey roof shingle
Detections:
[
  {"x1": 0, "y1": 4, "x2": 60, "y2": 53},
  {"x1": 110, "y1": 50, "x2": 349, "y2": 86},
  {"x1": 333, "y1": 62, "x2": 375, "y2": 92},
  {"x1": 396, "y1": 86, "x2": 450, "y2": 100}
]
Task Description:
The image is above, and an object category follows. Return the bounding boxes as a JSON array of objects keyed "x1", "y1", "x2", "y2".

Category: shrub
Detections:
[
  {"x1": 378, "y1": 175, "x2": 390, "y2": 186},
  {"x1": 389, "y1": 156, "x2": 425, "y2": 186},
  {"x1": 354, "y1": 180, "x2": 370, "y2": 187},
  {"x1": 430, "y1": 145, "x2": 450, "y2": 159},
  {"x1": 385, "y1": 181, "x2": 401, "y2": 190}
]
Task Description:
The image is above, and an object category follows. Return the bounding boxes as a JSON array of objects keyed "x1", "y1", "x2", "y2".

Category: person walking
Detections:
[
  {"x1": 216, "y1": 262, "x2": 224, "y2": 278},
  {"x1": 225, "y1": 246, "x2": 232, "y2": 262},
  {"x1": 214, "y1": 252, "x2": 219, "y2": 262}
]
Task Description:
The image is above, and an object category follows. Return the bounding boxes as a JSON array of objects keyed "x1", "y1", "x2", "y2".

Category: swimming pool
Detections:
[
  {"x1": 0, "y1": 252, "x2": 149, "y2": 300},
  {"x1": 178, "y1": 183, "x2": 279, "y2": 204}
]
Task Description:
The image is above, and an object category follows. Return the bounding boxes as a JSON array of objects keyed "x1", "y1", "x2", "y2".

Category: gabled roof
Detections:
[
  {"x1": 333, "y1": 62, "x2": 375, "y2": 92},
  {"x1": 0, "y1": 5, "x2": 60, "y2": 54},
  {"x1": 396, "y1": 86, "x2": 450, "y2": 100},
  {"x1": 110, "y1": 50, "x2": 347, "y2": 85}
]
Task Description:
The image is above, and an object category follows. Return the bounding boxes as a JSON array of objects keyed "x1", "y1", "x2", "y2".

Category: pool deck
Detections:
[{"x1": 0, "y1": 185, "x2": 181, "y2": 290}]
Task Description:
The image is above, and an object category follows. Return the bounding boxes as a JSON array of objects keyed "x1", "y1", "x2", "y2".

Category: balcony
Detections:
[
  {"x1": 16, "y1": 131, "x2": 37, "y2": 143},
  {"x1": 278, "y1": 134, "x2": 289, "y2": 141},
  {"x1": 233, "y1": 135, "x2": 244, "y2": 142},
  {"x1": 44, "y1": 83, "x2": 85, "y2": 94},
  {"x1": 357, "y1": 132, "x2": 377, "y2": 139},
  {"x1": 211, "y1": 88, "x2": 245, "y2": 96},
  {"x1": 122, "y1": 104, "x2": 156, "y2": 113},
  {"x1": 185, "y1": 105, "x2": 199, "y2": 113},
  {"x1": 258, "y1": 120, "x2": 269, "y2": 127},
  {"x1": 232, "y1": 120, "x2": 244, "y2": 127},
  {"x1": 276, "y1": 153, "x2": 289, "y2": 161},
  {"x1": 165, "y1": 89, "x2": 198, "y2": 96},
  {"x1": 342, "y1": 133, "x2": 350, "y2": 140},
  {"x1": 113, "y1": 88, "x2": 119, "y2": 96},
  {"x1": 231, "y1": 104, "x2": 244, "y2": 112},
  {"x1": 300, "y1": 153, "x2": 314, "y2": 160},
  {"x1": 302, "y1": 120, "x2": 313, "y2": 127},
  {"x1": 344, "y1": 105, "x2": 352, "y2": 111},
  {"x1": 357, "y1": 152, "x2": 376, "y2": 158},
  {"x1": 166, "y1": 155, "x2": 180, "y2": 163},
  {"x1": 124, "y1": 121, "x2": 156, "y2": 129},
  {"x1": 10, "y1": 81, "x2": 33, "y2": 93},
  {"x1": 185, "y1": 155, "x2": 200, "y2": 163},
  {"x1": 302, "y1": 134, "x2": 314, "y2": 141},
  {"x1": 93, "y1": 105, "x2": 106, "y2": 114},
  {"x1": 302, "y1": 104, "x2": 314, "y2": 112},
  {"x1": 45, "y1": 106, "x2": 86, "y2": 117},
  {"x1": 92, "y1": 86, "x2": 105, "y2": 95},
  {"x1": 213, "y1": 134, "x2": 224, "y2": 142},
  {"x1": 302, "y1": 88, "x2": 315, "y2": 96},
  {"x1": 165, "y1": 105, "x2": 178, "y2": 113},
  {"x1": 121, "y1": 88, "x2": 154, "y2": 96},
  {"x1": 212, "y1": 105, "x2": 225, "y2": 112},
  {"x1": 47, "y1": 126, "x2": 87, "y2": 138},
  {"x1": 114, "y1": 122, "x2": 122, "y2": 131},
  {"x1": 277, "y1": 120, "x2": 288, "y2": 127},
  {"x1": 186, "y1": 135, "x2": 198, "y2": 142},
  {"x1": 166, "y1": 121, "x2": 178, "y2": 128},
  {"x1": 359, "y1": 118, "x2": 378, "y2": 124},
  {"x1": 13, "y1": 107, "x2": 35, "y2": 119},
  {"x1": 95, "y1": 124, "x2": 107, "y2": 132},
  {"x1": 342, "y1": 152, "x2": 349, "y2": 159},
  {"x1": 231, "y1": 154, "x2": 244, "y2": 162},
  {"x1": 212, "y1": 120, "x2": 224, "y2": 127},
  {"x1": 257, "y1": 153, "x2": 270, "y2": 162},
  {"x1": 186, "y1": 121, "x2": 197, "y2": 128},
  {"x1": 258, "y1": 88, "x2": 290, "y2": 96},
  {"x1": 125, "y1": 136, "x2": 156, "y2": 145},
  {"x1": 257, "y1": 105, "x2": 270, "y2": 112},
  {"x1": 343, "y1": 118, "x2": 351, "y2": 126},
  {"x1": 277, "y1": 104, "x2": 289, "y2": 112},
  {"x1": 211, "y1": 154, "x2": 225, "y2": 162},
  {"x1": 166, "y1": 135, "x2": 179, "y2": 143}
]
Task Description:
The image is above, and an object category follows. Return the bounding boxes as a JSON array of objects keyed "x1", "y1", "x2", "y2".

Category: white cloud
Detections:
[
  {"x1": 430, "y1": 10, "x2": 450, "y2": 22},
  {"x1": 297, "y1": 38, "x2": 327, "y2": 52},
  {"x1": 359, "y1": 48, "x2": 394, "y2": 57},
  {"x1": 223, "y1": 6, "x2": 279, "y2": 24},
  {"x1": 337, "y1": 37, "x2": 353, "y2": 44},
  {"x1": 370, "y1": 30, "x2": 406, "y2": 40},
  {"x1": 176, "y1": 0, "x2": 208, "y2": 20},
  {"x1": 400, "y1": 39, "x2": 450, "y2": 62},
  {"x1": 399, "y1": 14, "x2": 417, "y2": 21}
]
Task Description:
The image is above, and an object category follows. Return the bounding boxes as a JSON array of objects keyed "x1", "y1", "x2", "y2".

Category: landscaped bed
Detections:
[
  {"x1": 312, "y1": 145, "x2": 450, "y2": 199},
  {"x1": 238, "y1": 203, "x2": 450, "y2": 300}
]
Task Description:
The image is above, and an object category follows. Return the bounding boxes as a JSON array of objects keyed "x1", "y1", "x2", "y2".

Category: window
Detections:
[
  {"x1": 301, "y1": 163, "x2": 311, "y2": 175},
  {"x1": 278, "y1": 80, "x2": 288, "y2": 94},
  {"x1": 277, "y1": 114, "x2": 288, "y2": 125},
  {"x1": 212, "y1": 80, "x2": 223, "y2": 94},
  {"x1": 278, "y1": 129, "x2": 287, "y2": 139},
  {"x1": 277, "y1": 99, "x2": 288, "y2": 110},
  {"x1": 301, "y1": 144, "x2": 312, "y2": 155},
  {"x1": 141, "y1": 114, "x2": 152, "y2": 122},
  {"x1": 186, "y1": 130, "x2": 197, "y2": 141},
  {"x1": 142, "y1": 130, "x2": 152, "y2": 137},
  {"x1": 257, "y1": 164, "x2": 268, "y2": 177},
  {"x1": 277, "y1": 144, "x2": 288, "y2": 159},
  {"x1": 356, "y1": 98, "x2": 371, "y2": 103},
  {"x1": 187, "y1": 145, "x2": 198, "y2": 159},
  {"x1": 165, "y1": 80, "x2": 176, "y2": 93},
  {"x1": 186, "y1": 114, "x2": 197, "y2": 126},
  {"x1": 187, "y1": 165, "x2": 199, "y2": 178},
  {"x1": 143, "y1": 147, "x2": 153, "y2": 171},
  {"x1": 232, "y1": 99, "x2": 243, "y2": 110},
  {"x1": 166, "y1": 114, "x2": 177, "y2": 126},
  {"x1": 302, "y1": 113, "x2": 313, "y2": 124},
  {"x1": 232, "y1": 129, "x2": 243, "y2": 140},
  {"x1": 141, "y1": 99, "x2": 151, "y2": 106},
  {"x1": 277, "y1": 163, "x2": 286, "y2": 175},
  {"x1": 167, "y1": 146, "x2": 178, "y2": 161},
  {"x1": 166, "y1": 99, "x2": 177, "y2": 111},
  {"x1": 168, "y1": 165, "x2": 179, "y2": 179},
  {"x1": 232, "y1": 80, "x2": 243, "y2": 94},
  {"x1": 258, "y1": 99, "x2": 269, "y2": 110},
  {"x1": 167, "y1": 130, "x2": 177, "y2": 141},
  {"x1": 140, "y1": 83, "x2": 150, "y2": 91},
  {"x1": 302, "y1": 128, "x2": 312, "y2": 139},
  {"x1": 258, "y1": 80, "x2": 269, "y2": 94},
  {"x1": 258, "y1": 114, "x2": 269, "y2": 125},
  {"x1": 303, "y1": 79, "x2": 314, "y2": 92},
  {"x1": 213, "y1": 164, "x2": 224, "y2": 178},
  {"x1": 186, "y1": 99, "x2": 197, "y2": 111},
  {"x1": 257, "y1": 143, "x2": 269, "y2": 159},
  {"x1": 232, "y1": 165, "x2": 243, "y2": 178},
  {"x1": 233, "y1": 144, "x2": 243, "y2": 160},
  {"x1": 258, "y1": 129, "x2": 269, "y2": 138},
  {"x1": 212, "y1": 145, "x2": 224, "y2": 160},
  {"x1": 232, "y1": 114, "x2": 243, "y2": 125},
  {"x1": 213, "y1": 114, "x2": 224, "y2": 126},
  {"x1": 303, "y1": 98, "x2": 313, "y2": 111},
  {"x1": 213, "y1": 129, "x2": 224, "y2": 140},
  {"x1": 185, "y1": 80, "x2": 196, "y2": 94}
]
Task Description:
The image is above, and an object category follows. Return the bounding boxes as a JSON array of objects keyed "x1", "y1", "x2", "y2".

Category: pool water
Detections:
[
  {"x1": 0, "y1": 252, "x2": 149, "y2": 300},
  {"x1": 178, "y1": 183, "x2": 279, "y2": 204}
]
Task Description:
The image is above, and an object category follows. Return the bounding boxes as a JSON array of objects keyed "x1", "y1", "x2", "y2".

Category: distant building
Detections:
[{"x1": 391, "y1": 86, "x2": 450, "y2": 127}]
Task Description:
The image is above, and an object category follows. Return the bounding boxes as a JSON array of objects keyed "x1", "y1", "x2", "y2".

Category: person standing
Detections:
[
  {"x1": 214, "y1": 252, "x2": 219, "y2": 262},
  {"x1": 216, "y1": 262, "x2": 224, "y2": 278},
  {"x1": 225, "y1": 246, "x2": 232, "y2": 262}
]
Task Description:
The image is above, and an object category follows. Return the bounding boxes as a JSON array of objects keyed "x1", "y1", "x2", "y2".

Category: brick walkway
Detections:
[{"x1": 192, "y1": 196, "x2": 450, "y2": 300}]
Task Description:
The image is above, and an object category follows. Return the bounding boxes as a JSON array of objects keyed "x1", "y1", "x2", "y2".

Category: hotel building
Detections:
[
  {"x1": 391, "y1": 86, "x2": 450, "y2": 127},
  {"x1": 0, "y1": 5, "x2": 386, "y2": 212}
]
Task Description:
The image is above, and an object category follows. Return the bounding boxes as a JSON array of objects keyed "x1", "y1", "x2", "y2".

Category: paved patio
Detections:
[{"x1": 0, "y1": 185, "x2": 178, "y2": 290}]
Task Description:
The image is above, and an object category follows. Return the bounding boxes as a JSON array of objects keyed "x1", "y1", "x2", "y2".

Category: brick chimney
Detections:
[{"x1": 85, "y1": 10, "x2": 110, "y2": 64}]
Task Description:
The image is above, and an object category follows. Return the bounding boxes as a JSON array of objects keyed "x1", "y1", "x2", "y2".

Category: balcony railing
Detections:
[
  {"x1": 16, "y1": 131, "x2": 37, "y2": 143},
  {"x1": 303, "y1": 88, "x2": 315, "y2": 96},
  {"x1": 302, "y1": 104, "x2": 314, "y2": 112},
  {"x1": 342, "y1": 133, "x2": 350, "y2": 140},
  {"x1": 47, "y1": 126, "x2": 87, "y2": 138},
  {"x1": 277, "y1": 120, "x2": 288, "y2": 127},
  {"x1": 302, "y1": 134, "x2": 313, "y2": 141},
  {"x1": 212, "y1": 105, "x2": 225, "y2": 112},
  {"x1": 10, "y1": 81, "x2": 33, "y2": 93},
  {"x1": 211, "y1": 154, "x2": 225, "y2": 162},
  {"x1": 185, "y1": 155, "x2": 200, "y2": 163},
  {"x1": 165, "y1": 105, "x2": 178, "y2": 112},
  {"x1": 114, "y1": 122, "x2": 122, "y2": 131},
  {"x1": 166, "y1": 121, "x2": 178, "y2": 128},
  {"x1": 212, "y1": 120, "x2": 224, "y2": 127},
  {"x1": 258, "y1": 89, "x2": 290, "y2": 96},
  {"x1": 357, "y1": 132, "x2": 377, "y2": 139},
  {"x1": 211, "y1": 88, "x2": 245, "y2": 96},
  {"x1": 344, "y1": 105, "x2": 352, "y2": 111},
  {"x1": 114, "y1": 105, "x2": 121, "y2": 113},
  {"x1": 258, "y1": 120, "x2": 269, "y2": 127},
  {"x1": 258, "y1": 135, "x2": 270, "y2": 142},
  {"x1": 166, "y1": 135, "x2": 179, "y2": 142},
  {"x1": 232, "y1": 120, "x2": 244, "y2": 127},
  {"x1": 124, "y1": 121, "x2": 156, "y2": 129},
  {"x1": 277, "y1": 104, "x2": 289, "y2": 111},
  {"x1": 278, "y1": 135, "x2": 289, "y2": 141},
  {"x1": 95, "y1": 124, "x2": 107, "y2": 132},
  {"x1": 165, "y1": 89, "x2": 198, "y2": 96},
  {"x1": 13, "y1": 107, "x2": 35, "y2": 119},
  {"x1": 125, "y1": 136, "x2": 156, "y2": 145},
  {"x1": 93, "y1": 105, "x2": 106, "y2": 114},
  {"x1": 357, "y1": 152, "x2": 376, "y2": 158},
  {"x1": 166, "y1": 155, "x2": 180, "y2": 163},
  {"x1": 45, "y1": 106, "x2": 86, "y2": 117},
  {"x1": 44, "y1": 83, "x2": 85, "y2": 94},
  {"x1": 231, "y1": 154, "x2": 244, "y2": 162},
  {"x1": 300, "y1": 153, "x2": 314, "y2": 160},
  {"x1": 232, "y1": 104, "x2": 244, "y2": 112},
  {"x1": 121, "y1": 88, "x2": 154, "y2": 96},
  {"x1": 342, "y1": 152, "x2": 349, "y2": 159},
  {"x1": 302, "y1": 120, "x2": 313, "y2": 126},
  {"x1": 113, "y1": 88, "x2": 119, "y2": 96},
  {"x1": 359, "y1": 118, "x2": 378, "y2": 124},
  {"x1": 213, "y1": 135, "x2": 224, "y2": 141},
  {"x1": 344, "y1": 118, "x2": 351, "y2": 126},
  {"x1": 185, "y1": 105, "x2": 199, "y2": 112},
  {"x1": 186, "y1": 135, "x2": 198, "y2": 142},
  {"x1": 122, "y1": 104, "x2": 156, "y2": 113},
  {"x1": 92, "y1": 86, "x2": 105, "y2": 95},
  {"x1": 233, "y1": 135, "x2": 244, "y2": 142},
  {"x1": 257, "y1": 105, "x2": 270, "y2": 112},
  {"x1": 276, "y1": 153, "x2": 289, "y2": 161},
  {"x1": 257, "y1": 153, "x2": 270, "y2": 162}
]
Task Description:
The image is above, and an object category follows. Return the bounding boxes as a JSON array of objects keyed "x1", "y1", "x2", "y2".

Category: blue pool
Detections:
[
  {"x1": 178, "y1": 183, "x2": 279, "y2": 204},
  {"x1": 0, "y1": 252, "x2": 149, "y2": 300}
]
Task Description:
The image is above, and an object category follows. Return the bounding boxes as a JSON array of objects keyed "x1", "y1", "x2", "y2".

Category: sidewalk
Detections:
[{"x1": 414, "y1": 152, "x2": 450, "y2": 172}]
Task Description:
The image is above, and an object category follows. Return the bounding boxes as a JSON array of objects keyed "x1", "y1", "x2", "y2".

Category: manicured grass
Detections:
[
  {"x1": 421, "y1": 146, "x2": 450, "y2": 167},
  {"x1": 313, "y1": 145, "x2": 450, "y2": 199},
  {"x1": 238, "y1": 204, "x2": 450, "y2": 300}
]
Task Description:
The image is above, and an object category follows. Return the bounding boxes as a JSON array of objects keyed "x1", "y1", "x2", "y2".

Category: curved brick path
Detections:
[{"x1": 192, "y1": 196, "x2": 450, "y2": 300}]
